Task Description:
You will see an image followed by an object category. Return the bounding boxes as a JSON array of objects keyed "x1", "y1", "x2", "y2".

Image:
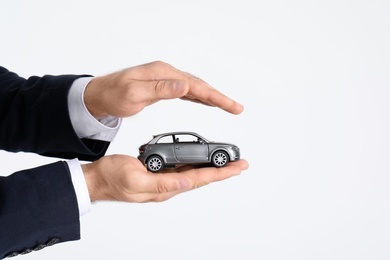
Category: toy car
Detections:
[{"x1": 137, "y1": 132, "x2": 240, "y2": 172}]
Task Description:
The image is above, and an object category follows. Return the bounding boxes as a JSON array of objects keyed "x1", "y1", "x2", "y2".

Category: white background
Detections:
[{"x1": 1, "y1": 1, "x2": 390, "y2": 259}]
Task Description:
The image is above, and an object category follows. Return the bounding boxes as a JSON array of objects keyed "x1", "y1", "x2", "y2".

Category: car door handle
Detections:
[{"x1": 175, "y1": 147, "x2": 181, "y2": 150}]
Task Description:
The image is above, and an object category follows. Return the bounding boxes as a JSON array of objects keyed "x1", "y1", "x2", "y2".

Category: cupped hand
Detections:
[
  {"x1": 83, "y1": 61, "x2": 244, "y2": 119},
  {"x1": 82, "y1": 154, "x2": 249, "y2": 203}
]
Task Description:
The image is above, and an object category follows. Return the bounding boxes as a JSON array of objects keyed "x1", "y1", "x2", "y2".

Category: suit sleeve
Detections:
[
  {"x1": 0, "y1": 161, "x2": 80, "y2": 258},
  {"x1": 0, "y1": 67, "x2": 110, "y2": 258},
  {"x1": 0, "y1": 66, "x2": 110, "y2": 161}
]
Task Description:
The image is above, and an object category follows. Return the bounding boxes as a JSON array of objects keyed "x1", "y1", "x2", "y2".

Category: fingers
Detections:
[
  {"x1": 138, "y1": 160, "x2": 249, "y2": 202},
  {"x1": 183, "y1": 85, "x2": 244, "y2": 115},
  {"x1": 131, "y1": 61, "x2": 244, "y2": 115},
  {"x1": 180, "y1": 159, "x2": 249, "y2": 189}
]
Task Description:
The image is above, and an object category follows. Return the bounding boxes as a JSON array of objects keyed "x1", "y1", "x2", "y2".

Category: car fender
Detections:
[
  {"x1": 209, "y1": 147, "x2": 231, "y2": 162},
  {"x1": 145, "y1": 153, "x2": 167, "y2": 164}
]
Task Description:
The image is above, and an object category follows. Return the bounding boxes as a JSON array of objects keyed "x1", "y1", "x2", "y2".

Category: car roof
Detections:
[
  {"x1": 152, "y1": 131, "x2": 202, "y2": 138},
  {"x1": 151, "y1": 131, "x2": 210, "y2": 142}
]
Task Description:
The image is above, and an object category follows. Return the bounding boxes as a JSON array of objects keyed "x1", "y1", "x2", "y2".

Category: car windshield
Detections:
[{"x1": 198, "y1": 135, "x2": 209, "y2": 143}]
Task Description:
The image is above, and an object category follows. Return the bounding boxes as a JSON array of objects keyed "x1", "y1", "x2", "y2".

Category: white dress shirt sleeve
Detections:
[
  {"x1": 66, "y1": 158, "x2": 91, "y2": 216},
  {"x1": 66, "y1": 77, "x2": 122, "y2": 216},
  {"x1": 67, "y1": 77, "x2": 121, "y2": 141}
]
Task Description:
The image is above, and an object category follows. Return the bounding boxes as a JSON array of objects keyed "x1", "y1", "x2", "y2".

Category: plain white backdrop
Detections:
[{"x1": 1, "y1": 0, "x2": 390, "y2": 259}]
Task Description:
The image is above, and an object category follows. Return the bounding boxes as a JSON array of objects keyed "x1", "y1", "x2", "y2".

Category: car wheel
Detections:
[
  {"x1": 212, "y1": 151, "x2": 229, "y2": 167},
  {"x1": 146, "y1": 155, "x2": 164, "y2": 172}
]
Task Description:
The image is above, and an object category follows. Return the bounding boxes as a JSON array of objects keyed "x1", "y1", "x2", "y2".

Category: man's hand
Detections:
[
  {"x1": 82, "y1": 155, "x2": 249, "y2": 202},
  {"x1": 84, "y1": 61, "x2": 244, "y2": 119}
]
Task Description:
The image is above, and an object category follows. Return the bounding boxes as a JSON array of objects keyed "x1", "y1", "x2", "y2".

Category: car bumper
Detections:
[{"x1": 229, "y1": 149, "x2": 240, "y2": 161}]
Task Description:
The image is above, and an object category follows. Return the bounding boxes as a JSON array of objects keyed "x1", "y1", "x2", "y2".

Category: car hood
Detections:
[{"x1": 209, "y1": 142, "x2": 238, "y2": 147}]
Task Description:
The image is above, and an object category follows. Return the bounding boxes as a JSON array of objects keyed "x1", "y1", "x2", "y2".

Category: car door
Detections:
[
  {"x1": 152, "y1": 134, "x2": 176, "y2": 164},
  {"x1": 174, "y1": 134, "x2": 209, "y2": 163}
]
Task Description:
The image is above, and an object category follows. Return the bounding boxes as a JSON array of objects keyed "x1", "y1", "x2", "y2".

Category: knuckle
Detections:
[
  {"x1": 154, "y1": 80, "x2": 166, "y2": 95},
  {"x1": 151, "y1": 60, "x2": 167, "y2": 67},
  {"x1": 156, "y1": 180, "x2": 171, "y2": 194}
]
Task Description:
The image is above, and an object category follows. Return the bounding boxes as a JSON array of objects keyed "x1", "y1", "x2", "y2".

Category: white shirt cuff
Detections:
[
  {"x1": 66, "y1": 158, "x2": 91, "y2": 216},
  {"x1": 68, "y1": 77, "x2": 122, "y2": 142}
]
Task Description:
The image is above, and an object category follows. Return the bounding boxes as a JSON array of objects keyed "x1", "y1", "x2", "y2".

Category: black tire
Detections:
[
  {"x1": 146, "y1": 155, "x2": 165, "y2": 172},
  {"x1": 211, "y1": 151, "x2": 229, "y2": 167}
]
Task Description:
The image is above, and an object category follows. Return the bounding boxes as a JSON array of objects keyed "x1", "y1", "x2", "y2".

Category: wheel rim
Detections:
[
  {"x1": 148, "y1": 157, "x2": 162, "y2": 171},
  {"x1": 213, "y1": 152, "x2": 227, "y2": 166}
]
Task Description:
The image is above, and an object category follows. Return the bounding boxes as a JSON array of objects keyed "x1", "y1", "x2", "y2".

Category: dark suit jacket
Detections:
[{"x1": 0, "y1": 67, "x2": 110, "y2": 258}]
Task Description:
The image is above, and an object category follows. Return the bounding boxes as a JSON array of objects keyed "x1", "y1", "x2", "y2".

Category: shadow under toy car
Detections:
[{"x1": 137, "y1": 132, "x2": 240, "y2": 172}]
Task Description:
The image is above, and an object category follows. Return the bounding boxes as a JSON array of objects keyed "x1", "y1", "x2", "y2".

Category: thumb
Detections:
[{"x1": 147, "y1": 79, "x2": 189, "y2": 101}]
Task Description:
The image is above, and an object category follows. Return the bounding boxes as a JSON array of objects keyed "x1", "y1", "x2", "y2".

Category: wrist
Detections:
[
  {"x1": 81, "y1": 163, "x2": 100, "y2": 202},
  {"x1": 82, "y1": 158, "x2": 116, "y2": 202},
  {"x1": 84, "y1": 77, "x2": 107, "y2": 119}
]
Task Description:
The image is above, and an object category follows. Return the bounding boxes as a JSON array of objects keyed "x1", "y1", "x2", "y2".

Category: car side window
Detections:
[
  {"x1": 175, "y1": 134, "x2": 198, "y2": 143},
  {"x1": 156, "y1": 135, "x2": 174, "y2": 144}
]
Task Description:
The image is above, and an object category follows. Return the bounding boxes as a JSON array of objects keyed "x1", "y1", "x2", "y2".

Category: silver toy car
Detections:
[{"x1": 137, "y1": 132, "x2": 240, "y2": 172}]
